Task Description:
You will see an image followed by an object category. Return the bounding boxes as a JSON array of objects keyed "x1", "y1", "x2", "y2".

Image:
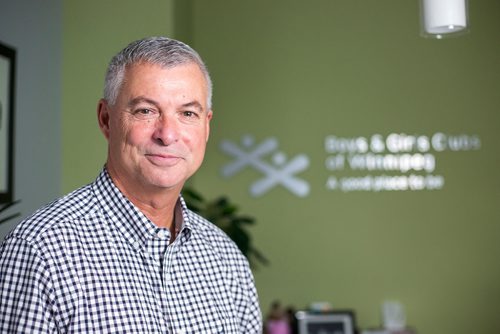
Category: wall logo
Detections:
[
  {"x1": 219, "y1": 132, "x2": 481, "y2": 197},
  {"x1": 324, "y1": 132, "x2": 481, "y2": 192},
  {"x1": 220, "y1": 135, "x2": 310, "y2": 197}
]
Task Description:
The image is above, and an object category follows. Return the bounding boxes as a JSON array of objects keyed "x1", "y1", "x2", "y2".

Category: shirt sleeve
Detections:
[
  {"x1": 0, "y1": 235, "x2": 58, "y2": 333},
  {"x1": 241, "y1": 263, "x2": 263, "y2": 333}
]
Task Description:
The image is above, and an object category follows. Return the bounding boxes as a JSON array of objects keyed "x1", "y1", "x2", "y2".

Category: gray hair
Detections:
[{"x1": 104, "y1": 36, "x2": 213, "y2": 109}]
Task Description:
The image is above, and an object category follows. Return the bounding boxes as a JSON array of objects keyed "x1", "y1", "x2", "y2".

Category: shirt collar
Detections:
[{"x1": 91, "y1": 168, "x2": 193, "y2": 253}]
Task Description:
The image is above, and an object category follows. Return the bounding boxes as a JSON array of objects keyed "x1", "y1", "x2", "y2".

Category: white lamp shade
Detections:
[{"x1": 421, "y1": 0, "x2": 468, "y2": 36}]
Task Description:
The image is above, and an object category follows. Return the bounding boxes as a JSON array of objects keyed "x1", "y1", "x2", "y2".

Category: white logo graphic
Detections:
[{"x1": 220, "y1": 135, "x2": 310, "y2": 197}]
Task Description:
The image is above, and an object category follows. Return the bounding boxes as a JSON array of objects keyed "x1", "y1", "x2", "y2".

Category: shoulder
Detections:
[
  {"x1": 187, "y1": 209, "x2": 250, "y2": 268},
  {"x1": 4, "y1": 184, "x2": 98, "y2": 245}
]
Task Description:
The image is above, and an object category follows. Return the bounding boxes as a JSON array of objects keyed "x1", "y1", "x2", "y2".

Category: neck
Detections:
[
  {"x1": 135, "y1": 197, "x2": 178, "y2": 228},
  {"x1": 106, "y1": 168, "x2": 182, "y2": 228}
]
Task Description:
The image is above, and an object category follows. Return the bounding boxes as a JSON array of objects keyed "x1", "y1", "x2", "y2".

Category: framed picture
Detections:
[
  {"x1": 0, "y1": 41, "x2": 16, "y2": 203},
  {"x1": 296, "y1": 310, "x2": 356, "y2": 334}
]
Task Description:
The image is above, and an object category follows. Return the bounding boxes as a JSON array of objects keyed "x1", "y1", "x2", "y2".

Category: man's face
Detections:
[{"x1": 98, "y1": 62, "x2": 212, "y2": 194}]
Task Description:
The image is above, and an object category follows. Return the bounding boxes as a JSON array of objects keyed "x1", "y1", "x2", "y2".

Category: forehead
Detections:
[{"x1": 120, "y1": 62, "x2": 208, "y2": 100}]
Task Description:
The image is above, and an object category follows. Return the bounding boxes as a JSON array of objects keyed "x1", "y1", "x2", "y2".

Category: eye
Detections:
[
  {"x1": 132, "y1": 108, "x2": 158, "y2": 119},
  {"x1": 182, "y1": 111, "x2": 199, "y2": 118},
  {"x1": 137, "y1": 108, "x2": 153, "y2": 115}
]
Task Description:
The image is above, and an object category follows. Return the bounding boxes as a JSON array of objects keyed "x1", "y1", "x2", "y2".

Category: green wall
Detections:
[
  {"x1": 62, "y1": 0, "x2": 175, "y2": 191},
  {"x1": 63, "y1": 1, "x2": 500, "y2": 334},
  {"x1": 190, "y1": 1, "x2": 500, "y2": 333}
]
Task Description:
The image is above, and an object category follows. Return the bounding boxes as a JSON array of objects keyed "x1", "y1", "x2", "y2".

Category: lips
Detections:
[{"x1": 145, "y1": 152, "x2": 183, "y2": 167}]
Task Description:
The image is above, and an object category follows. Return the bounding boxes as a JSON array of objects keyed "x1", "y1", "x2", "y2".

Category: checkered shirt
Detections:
[{"x1": 0, "y1": 169, "x2": 262, "y2": 333}]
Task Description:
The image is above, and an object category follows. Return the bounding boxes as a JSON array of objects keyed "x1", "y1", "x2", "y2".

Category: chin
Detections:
[
  {"x1": 141, "y1": 164, "x2": 196, "y2": 190},
  {"x1": 146, "y1": 175, "x2": 187, "y2": 191}
]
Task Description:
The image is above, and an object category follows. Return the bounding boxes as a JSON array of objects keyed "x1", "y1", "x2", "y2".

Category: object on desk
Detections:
[
  {"x1": 296, "y1": 310, "x2": 356, "y2": 334},
  {"x1": 267, "y1": 319, "x2": 291, "y2": 334},
  {"x1": 362, "y1": 329, "x2": 416, "y2": 334},
  {"x1": 309, "y1": 301, "x2": 333, "y2": 313},
  {"x1": 265, "y1": 301, "x2": 292, "y2": 334},
  {"x1": 388, "y1": 329, "x2": 416, "y2": 334},
  {"x1": 381, "y1": 301, "x2": 406, "y2": 330},
  {"x1": 361, "y1": 330, "x2": 390, "y2": 334}
]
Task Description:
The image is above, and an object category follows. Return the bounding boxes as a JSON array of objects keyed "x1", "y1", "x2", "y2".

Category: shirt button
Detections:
[{"x1": 157, "y1": 230, "x2": 167, "y2": 239}]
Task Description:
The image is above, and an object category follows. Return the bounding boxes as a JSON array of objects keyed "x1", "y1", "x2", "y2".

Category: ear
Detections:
[
  {"x1": 97, "y1": 99, "x2": 111, "y2": 140},
  {"x1": 205, "y1": 110, "x2": 213, "y2": 142}
]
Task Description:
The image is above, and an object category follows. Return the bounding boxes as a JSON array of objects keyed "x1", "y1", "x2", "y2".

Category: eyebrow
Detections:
[
  {"x1": 181, "y1": 101, "x2": 204, "y2": 113},
  {"x1": 127, "y1": 96, "x2": 205, "y2": 113},
  {"x1": 127, "y1": 96, "x2": 160, "y2": 109}
]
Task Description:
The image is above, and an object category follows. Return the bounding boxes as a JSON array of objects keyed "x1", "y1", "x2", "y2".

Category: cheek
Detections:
[
  {"x1": 116, "y1": 120, "x2": 153, "y2": 146},
  {"x1": 186, "y1": 127, "x2": 206, "y2": 144},
  {"x1": 189, "y1": 130, "x2": 209, "y2": 158}
]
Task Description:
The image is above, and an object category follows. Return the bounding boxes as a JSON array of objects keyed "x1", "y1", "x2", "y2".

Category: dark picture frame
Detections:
[
  {"x1": 0, "y1": 41, "x2": 16, "y2": 203},
  {"x1": 296, "y1": 310, "x2": 356, "y2": 334}
]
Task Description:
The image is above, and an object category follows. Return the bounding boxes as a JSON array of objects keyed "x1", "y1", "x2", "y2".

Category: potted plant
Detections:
[{"x1": 182, "y1": 187, "x2": 268, "y2": 269}]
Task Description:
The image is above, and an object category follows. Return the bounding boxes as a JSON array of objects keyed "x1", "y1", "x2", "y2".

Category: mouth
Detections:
[{"x1": 145, "y1": 153, "x2": 183, "y2": 167}]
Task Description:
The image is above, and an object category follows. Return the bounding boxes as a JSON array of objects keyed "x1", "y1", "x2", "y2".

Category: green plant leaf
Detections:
[
  {"x1": 181, "y1": 190, "x2": 267, "y2": 268},
  {"x1": 231, "y1": 216, "x2": 255, "y2": 225}
]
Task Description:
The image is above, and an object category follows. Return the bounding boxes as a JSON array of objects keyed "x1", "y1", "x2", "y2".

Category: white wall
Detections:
[{"x1": 0, "y1": 0, "x2": 62, "y2": 239}]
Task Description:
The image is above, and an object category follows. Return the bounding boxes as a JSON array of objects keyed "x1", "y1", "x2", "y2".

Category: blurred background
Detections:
[{"x1": 1, "y1": 1, "x2": 499, "y2": 333}]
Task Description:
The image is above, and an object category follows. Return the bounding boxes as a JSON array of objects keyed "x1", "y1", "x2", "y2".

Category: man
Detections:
[{"x1": 0, "y1": 37, "x2": 262, "y2": 333}]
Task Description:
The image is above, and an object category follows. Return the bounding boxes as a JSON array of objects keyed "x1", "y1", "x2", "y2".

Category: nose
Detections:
[{"x1": 153, "y1": 114, "x2": 179, "y2": 146}]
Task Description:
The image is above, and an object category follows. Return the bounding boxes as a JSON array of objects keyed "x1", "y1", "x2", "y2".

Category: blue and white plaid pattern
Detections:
[{"x1": 0, "y1": 169, "x2": 262, "y2": 333}]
